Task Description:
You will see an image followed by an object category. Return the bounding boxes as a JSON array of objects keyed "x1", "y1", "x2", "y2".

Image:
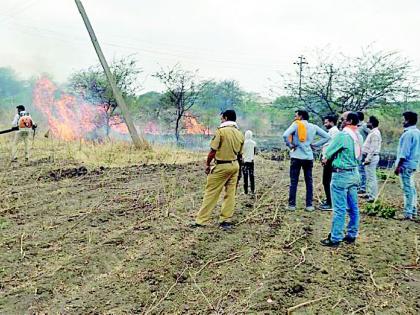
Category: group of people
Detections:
[{"x1": 191, "y1": 109, "x2": 419, "y2": 248}]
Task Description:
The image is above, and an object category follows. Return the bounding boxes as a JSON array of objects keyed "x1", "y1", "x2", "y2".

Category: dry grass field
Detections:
[{"x1": 0, "y1": 136, "x2": 419, "y2": 314}]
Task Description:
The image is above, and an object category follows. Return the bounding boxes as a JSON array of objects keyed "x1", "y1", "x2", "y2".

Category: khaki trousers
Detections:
[
  {"x1": 196, "y1": 161, "x2": 239, "y2": 224},
  {"x1": 11, "y1": 130, "x2": 30, "y2": 160}
]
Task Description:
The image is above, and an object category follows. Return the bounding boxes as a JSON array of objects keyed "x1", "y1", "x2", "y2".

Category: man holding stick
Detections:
[{"x1": 321, "y1": 112, "x2": 363, "y2": 247}]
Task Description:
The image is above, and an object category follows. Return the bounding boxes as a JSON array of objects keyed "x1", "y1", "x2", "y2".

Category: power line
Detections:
[{"x1": 293, "y1": 55, "x2": 308, "y2": 99}]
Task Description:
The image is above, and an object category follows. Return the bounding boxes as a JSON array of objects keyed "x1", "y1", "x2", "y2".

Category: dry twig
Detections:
[{"x1": 287, "y1": 295, "x2": 330, "y2": 314}]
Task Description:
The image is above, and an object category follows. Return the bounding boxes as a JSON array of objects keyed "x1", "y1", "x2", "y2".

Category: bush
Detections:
[{"x1": 365, "y1": 201, "x2": 396, "y2": 219}]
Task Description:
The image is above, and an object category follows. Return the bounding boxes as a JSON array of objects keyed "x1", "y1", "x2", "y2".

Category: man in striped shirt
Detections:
[{"x1": 321, "y1": 112, "x2": 363, "y2": 247}]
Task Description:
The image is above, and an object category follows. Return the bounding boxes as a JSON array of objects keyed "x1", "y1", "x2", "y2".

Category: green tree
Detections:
[{"x1": 68, "y1": 56, "x2": 142, "y2": 135}]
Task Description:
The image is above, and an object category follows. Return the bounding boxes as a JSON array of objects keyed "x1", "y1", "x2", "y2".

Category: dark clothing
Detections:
[
  {"x1": 322, "y1": 159, "x2": 333, "y2": 206},
  {"x1": 242, "y1": 161, "x2": 255, "y2": 194},
  {"x1": 289, "y1": 158, "x2": 313, "y2": 207}
]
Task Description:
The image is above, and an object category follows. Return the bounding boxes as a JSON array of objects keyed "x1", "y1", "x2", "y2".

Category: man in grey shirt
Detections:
[
  {"x1": 357, "y1": 111, "x2": 369, "y2": 193},
  {"x1": 283, "y1": 110, "x2": 330, "y2": 211}
]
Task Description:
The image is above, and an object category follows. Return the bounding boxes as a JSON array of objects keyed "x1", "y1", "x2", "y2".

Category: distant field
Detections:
[{"x1": 0, "y1": 138, "x2": 419, "y2": 314}]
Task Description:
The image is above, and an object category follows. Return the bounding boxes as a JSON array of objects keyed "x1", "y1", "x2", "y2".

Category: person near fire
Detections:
[
  {"x1": 321, "y1": 111, "x2": 363, "y2": 247},
  {"x1": 394, "y1": 111, "x2": 420, "y2": 221},
  {"x1": 282, "y1": 109, "x2": 330, "y2": 211},
  {"x1": 242, "y1": 130, "x2": 257, "y2": 196},
  {"x1": 192, "y1": 109, "x2": 244, "y2": 230},
  {"x1": 11, "y1": 105, "x2": 36, "y2": 162},
  {"x1": 319, "y1": 113, "x2": 340, "y2": 211},
  {"x1": 361, "y1": 116, "x2": 382, "y2": 203}
]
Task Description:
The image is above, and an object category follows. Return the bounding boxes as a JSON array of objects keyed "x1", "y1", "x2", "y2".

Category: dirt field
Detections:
[{"x1": 0, "y1": 139, "x2": 419, "y2": 314}]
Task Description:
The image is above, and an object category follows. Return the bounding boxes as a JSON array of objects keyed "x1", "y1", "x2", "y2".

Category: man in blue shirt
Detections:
[
  {"x1": 283, "y1": 110, "x2": 330, "y2": 211},
  {"x1": 394, "y1": 111, "x2": 420, "y2": 220}
]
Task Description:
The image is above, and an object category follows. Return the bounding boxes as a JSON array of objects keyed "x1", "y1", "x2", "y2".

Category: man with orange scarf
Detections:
[
  {"x1": 283, "y1": 110, "x2": 330, "y2": 211},
  {"x1": 321, "y1": 112, "x2": 363, "y2": 247}
]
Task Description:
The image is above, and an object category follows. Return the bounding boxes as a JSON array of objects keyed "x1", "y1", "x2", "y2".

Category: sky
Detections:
[{"x1": 1, "y1": 0, "x2": 419, "y2": 96}]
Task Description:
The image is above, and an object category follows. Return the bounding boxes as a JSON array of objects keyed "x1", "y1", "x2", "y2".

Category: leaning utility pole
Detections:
[
  {"x1": 293, "y1": 55, "x2": 308, "y2": 100},
  {"x1": 74, "y1": 0, "x2": 148, "y2": 149}
]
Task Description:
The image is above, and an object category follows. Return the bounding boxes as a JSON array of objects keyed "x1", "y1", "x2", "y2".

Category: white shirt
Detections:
[
  {"x1": 322, "y1": 126, "x2": 339, "y2": 158},
  {"x1": 243, "y1": 139, "x2": 256, "y2": 162},
  {"x1": 12, "y1": 114, "x2": 20, "y2": 127},
  {"x1": 362, "y1": 127, "x2": 382, "y2": 162}
]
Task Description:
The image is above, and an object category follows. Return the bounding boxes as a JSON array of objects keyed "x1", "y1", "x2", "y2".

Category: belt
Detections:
[
  {"x1": 215, "y1": 160, "x2": 237, "y2": 164},
  {"x1": 332, "y1": 168, "x2": 357, "y2": 173}
]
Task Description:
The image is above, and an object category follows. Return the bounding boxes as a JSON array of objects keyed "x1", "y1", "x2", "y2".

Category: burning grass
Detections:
[{"x1": 0, "y1": 138, "x2": 419, "y2": 314}]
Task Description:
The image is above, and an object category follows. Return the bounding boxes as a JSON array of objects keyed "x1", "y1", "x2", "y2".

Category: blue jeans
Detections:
[
  {"x1": 400, "y1": 168, "x2": 417, "y2": 218},
  {"x1": 330, "y1": 170, "x2": 360, "y2": 242},
  {"x1": 358, "y1": 159, "x2": 366, "y2": 191}
]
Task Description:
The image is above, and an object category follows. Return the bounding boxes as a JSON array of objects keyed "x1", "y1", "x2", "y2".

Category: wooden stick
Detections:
[
  {"x1": 20, "y1": 233, "x2": 25, "y2": 259},
  {"x1": 287, "y1": 295, "x2": 330, "y2": 314},
  {"x1": 189, "y1": 271, "x2": 214, "y2": 311},
  {"x1": 369, "y1": 270, "x2": 382, "y2": 290},
  {"x1": 144, "y1": 266, "x2": 188, "y2": 315}
]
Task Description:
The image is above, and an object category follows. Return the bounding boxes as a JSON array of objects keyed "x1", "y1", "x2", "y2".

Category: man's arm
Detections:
[
  {"x1": 312, "y1": 126, "x2": 331, "y2": 148},
  {"x1": 12, "y1": 114, "x2": 19, "y2": 127},
  {"x1": 205, "y1": 149, "x2": 216, "y2": 174},
  {"x1": 395, "y1": 133, "x2": 412, "y2": 175},
  {"x1": 324, "y1": 133, "x2": 344, "y2": 161},
  {"x1": 282, "y1": 123, "x2": 297, "y2": 149}
]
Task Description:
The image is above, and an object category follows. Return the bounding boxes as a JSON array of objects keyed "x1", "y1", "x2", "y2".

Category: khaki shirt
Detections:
[{"x1": 211, "y1": 126, "x2": 244, "y2": 161}]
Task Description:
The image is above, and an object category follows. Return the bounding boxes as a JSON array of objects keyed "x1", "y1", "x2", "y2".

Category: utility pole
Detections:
[
  {"x1": 293, "y1": 55, "x2": 308, "y2": 100},
  {"x1": 74, "y1": 0, "x2": 148, "y2": 149},
  {"x1": 326, "y1": 64, "x2": 335, "y2": 101}
]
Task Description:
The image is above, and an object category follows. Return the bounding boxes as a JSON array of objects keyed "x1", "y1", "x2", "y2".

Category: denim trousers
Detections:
[
  {"x1": 399, "y1": 167, "x2": 418, "y2": 218},
  {"x1": 330, "y1": 169, "x2": 360, "y2": 242},
  {"x1": 358, "y1": 159, "x2": 366, "y2": 191},
  {"x1": 288, "y1": 158, "x2": 313, "y2": 207},
  {"x1": 365, "y1": 155, "x2": 379, "y2": 200}
]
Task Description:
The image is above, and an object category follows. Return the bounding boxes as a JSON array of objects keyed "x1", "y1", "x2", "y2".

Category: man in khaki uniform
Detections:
[{"x1": 192, "y1": 110, "x2": 244, "y2": 230}]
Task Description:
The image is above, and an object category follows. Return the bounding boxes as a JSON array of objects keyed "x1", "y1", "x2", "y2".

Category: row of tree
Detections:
[{"x1": 1, "y1": 47, "x2": 418, "y2": 143}]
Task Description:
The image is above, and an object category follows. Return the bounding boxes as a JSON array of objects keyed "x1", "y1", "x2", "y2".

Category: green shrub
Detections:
[{"x1": 365, "y1": 201, "x2": 396, "y2": 219}]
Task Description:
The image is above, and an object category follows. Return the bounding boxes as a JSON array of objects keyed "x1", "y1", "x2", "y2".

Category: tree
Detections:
[
  {"x1": 280, "y1": 49, "x2": 417, "y2": 120},
  {"x1": 153, "y1": 65, "x2": 203, "y2": 143},
  {"x1": 68, "y1": 56, "x2": 142, "y2": 135}
]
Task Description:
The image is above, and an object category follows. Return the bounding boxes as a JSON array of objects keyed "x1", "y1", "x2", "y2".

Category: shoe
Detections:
[
  {"x1": 319, "y1": 203, "x2": 332, "y2": 211},
  {"x1": 189, "y1": 222, "x2": 205, "y2": 228},
  {"x1": 219, "y1": 222, "x2": 233, "y2": 230},
  {"x1": 305, "y1": 206, "x2": 315, "y2": 212},
  {"x1": 287, "y1": 205, "x2": 296, "y2": 211},
  {"x1": 320, "y1": 237, "x2": 340, "y2": 247},
  {"x1": 343, "y1": 235, "x2": 356, "y2": 244},
  {"x1": 358, "y1": 190, "x2": 366, "y2": 195},
  {"x1": 359, "y1": 194, "x2": 369, "y2": 199},
  {"x1": 10, "y1": 158, "x2": 17, "y2": 163},
  {"x1": 366, "y1": 198, "x2": 375, "y2": 203}
]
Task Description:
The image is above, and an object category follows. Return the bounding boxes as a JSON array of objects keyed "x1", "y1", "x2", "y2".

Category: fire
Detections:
[
  {"x1": 32, "y1": 77, "x2": 129, "y2": 140},
  {"x1": 184, "y1": 113, "x2": 210, "y2": 135}
]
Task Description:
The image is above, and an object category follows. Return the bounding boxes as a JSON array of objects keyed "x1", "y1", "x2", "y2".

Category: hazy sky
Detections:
[{"x1": 1, "y1": 0, "x2": 419, "y2": 96}]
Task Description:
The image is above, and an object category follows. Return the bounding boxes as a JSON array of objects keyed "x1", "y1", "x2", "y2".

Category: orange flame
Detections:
[
  {"x1": 184, "y1": 113, "x2": 211, "y2": 135},
  {"x1": 32, "y1": 77, "x2": 128, "y2": 140}
]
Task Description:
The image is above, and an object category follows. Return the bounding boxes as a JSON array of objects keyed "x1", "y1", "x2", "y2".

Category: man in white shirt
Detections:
[
  {"x1": 11, "y1": 105, "x2": 34, "y2": 162},
  {"x1": 242, "y1": 130, "x2": 256, "y2": 195},
  {"x1": 362, "y1": 116, "x2": 382, "y2": 202},
  {"x1": 319, "y1": 114, "x2": 340, "y2": 210}
]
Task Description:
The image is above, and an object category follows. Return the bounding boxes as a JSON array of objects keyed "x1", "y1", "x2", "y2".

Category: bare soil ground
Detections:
[{"x1": 0, "y1": 140, "x2": 419, "y2": 314}]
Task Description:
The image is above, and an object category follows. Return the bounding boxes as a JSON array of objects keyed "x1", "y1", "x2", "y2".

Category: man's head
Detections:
[
  {"x1": 367, "y1": 116, "x2": 379, "y2": 129},
  {"x1": 220, "y1": 109, "x2": 236, "y2": 123},
  {"x1": 294, "y1": 109, "x2": 309, "y2": 121},
  {"x1": 340, "y1": 111, "x2": 359, "y2": 128},
  {"x1": 16, "y1": 105, "x2": 25, "y2": 113},
  {"x1": 402, "y1": 111, "x2": 417, "y2": 128},
  {"x1": 323, "y1": 114, "x2": 338, "y2": 130},
  {"x1": 357, "y1": 111, "x2": 365, "y2": 122}
]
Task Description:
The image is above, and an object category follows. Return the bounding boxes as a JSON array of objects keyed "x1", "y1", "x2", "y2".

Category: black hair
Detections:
[
  {"x1": 403, "y1": 111, "x2": 418, "y2": 125},
  {"x1": 346, "y1": 112, "x2": 359, "y2": 126},
  {"x1": 369, "y1": 116, "x2": 379, "y2": 128},
  {"x1": 221, "y1": 109, "x2": 236, "y2": 122},
  {"x1": 323, "y1": 113, "x2": 338, "y2": 125},
  {"x1": 295, "y1": 109, "x2": 309, "y2": 120},
  {"x1": 16, "y1": 105, "x2": 25, "y2": 112},
  {"x1": 356, "y1": 111, "x2": 364, "y2": 121}
]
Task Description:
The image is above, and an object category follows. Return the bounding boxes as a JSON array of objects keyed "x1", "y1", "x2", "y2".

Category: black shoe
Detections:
[
  {"x1": 189, "y1": 222, "x2": 205, "y2": 228},
  {"x1": 343, "y1": 235, "x2": 356, "y2": 244},
  {"x1": 319, "y1": 203, "x2": 332, "y2": 211},
  {"x1": 219, "y1": 222, "x2": 233, "y2": 230},
  {"x1": 358, "y1": 190, "x2": 366, "y2": 195},
  {"x1": 320, "y1": 234, "x2": 340, "y2": 247}
]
